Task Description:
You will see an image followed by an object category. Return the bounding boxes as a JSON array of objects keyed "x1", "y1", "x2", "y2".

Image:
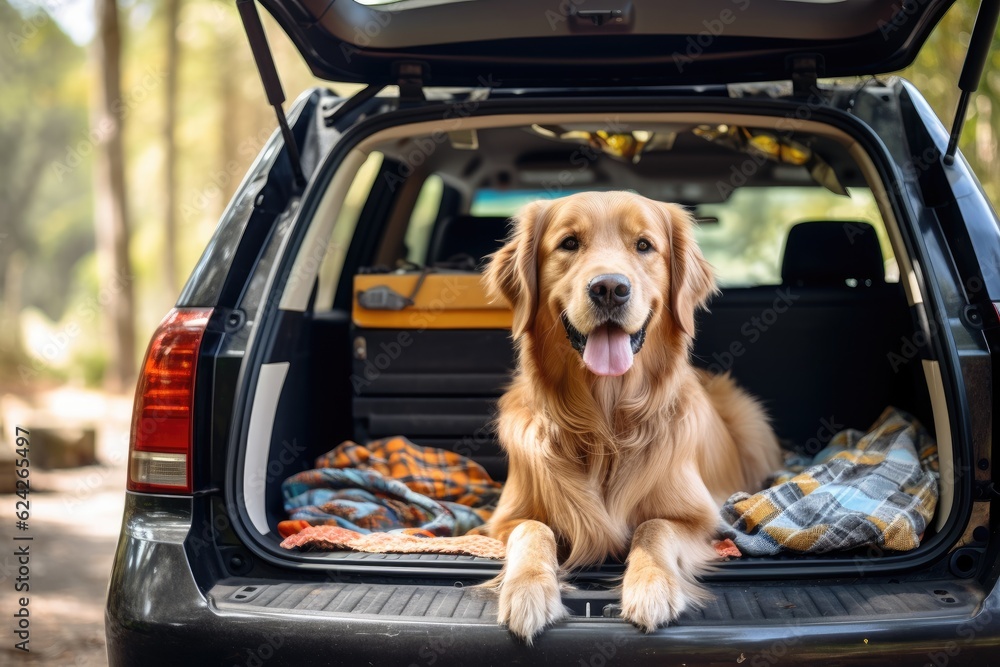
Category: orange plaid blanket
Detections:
[
  {"x1": 318, "y1": 437, "x2": 501, "y2": 510},
  {"x1": 280, "y1": 437, "x2": 502, "y2": 538}
]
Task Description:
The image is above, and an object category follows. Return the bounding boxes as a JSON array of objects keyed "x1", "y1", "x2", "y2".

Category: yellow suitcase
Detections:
[{"x1": 352, "y1": 272, "x2": 513, "y2": 329}]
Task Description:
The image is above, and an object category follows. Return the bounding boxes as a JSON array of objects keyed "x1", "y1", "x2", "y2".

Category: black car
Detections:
[{"x1": 107, "y1": 0, "x2": 1000, "y2": 664}]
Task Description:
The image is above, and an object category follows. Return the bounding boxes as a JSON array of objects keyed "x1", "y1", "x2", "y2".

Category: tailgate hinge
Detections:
[
  {"x1": 395, "y1": 62, "x2": 427, "y2": 105},
  {"x1": 789, "y1": 54, "x2": 822, "y2": 96}
]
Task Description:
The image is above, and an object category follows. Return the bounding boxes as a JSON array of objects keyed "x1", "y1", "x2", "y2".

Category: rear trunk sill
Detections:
[{"x1": 211, "y1": 578, "x2": 984, "y2": 625}]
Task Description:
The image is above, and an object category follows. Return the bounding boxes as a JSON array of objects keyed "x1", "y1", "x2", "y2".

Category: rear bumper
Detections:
[{"x1": 107, "y1": 494, "x2": 1000, "y2": 667}]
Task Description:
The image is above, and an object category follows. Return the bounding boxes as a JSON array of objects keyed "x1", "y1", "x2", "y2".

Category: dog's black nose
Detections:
[{"x1": 588, "y1": 274, "x2": 631, "y2": 308}]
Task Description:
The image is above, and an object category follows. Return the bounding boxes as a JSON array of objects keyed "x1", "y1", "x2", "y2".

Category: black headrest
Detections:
[
  {"x1": 781, "y1": 221, "x2": 885, "y2": 287},
  {"x1": 427, "y1": 215, "x2": 512, "y2": 268}
]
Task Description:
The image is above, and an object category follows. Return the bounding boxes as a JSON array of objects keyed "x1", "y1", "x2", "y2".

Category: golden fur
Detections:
[{"x1": 481, "y1": 191, "x2": 781, "y2": 642}]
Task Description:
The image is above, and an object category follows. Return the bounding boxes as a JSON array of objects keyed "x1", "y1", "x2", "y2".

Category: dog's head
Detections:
[{"x1": 484, "y1": 191, "x2": 716, "y2": 377}]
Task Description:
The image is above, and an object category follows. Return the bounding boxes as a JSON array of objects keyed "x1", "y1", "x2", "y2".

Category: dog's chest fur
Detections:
[
  {"x1": 493, "y1": 360, "x2": 707, "y2": 567},
  {"x1": 542, "y1": 426, "x2": 674, "y2": 565}
]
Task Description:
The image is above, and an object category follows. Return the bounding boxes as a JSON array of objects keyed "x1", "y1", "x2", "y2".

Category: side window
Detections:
[
  {"x1": 314, "y1": 152, "x2": 384, "y2": 310},
  {"x1": 404, "y1": 175, "x2": 444, "y2": 265},
  {"x1": 696, "y1": 187, "x2": 896, "y2": 287}
]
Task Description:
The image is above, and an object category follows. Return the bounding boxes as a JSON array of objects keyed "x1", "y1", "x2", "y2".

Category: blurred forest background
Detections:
[{"x1": 0, "y1": 0, "x2": 998, "y2": 397}]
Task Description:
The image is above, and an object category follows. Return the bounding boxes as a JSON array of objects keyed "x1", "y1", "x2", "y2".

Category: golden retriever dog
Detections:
[{"x1": 482, "y1": 191, "x2": 781, "y2": 643}]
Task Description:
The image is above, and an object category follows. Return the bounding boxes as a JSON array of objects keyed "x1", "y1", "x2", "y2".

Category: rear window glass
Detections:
[
  {"x1": 315, "y1": 152, "x2": 384, "y2": 308},
  {"x1": 470, "y1": 187, "x2": 896, "y2": 288},
  {"x1": 697, "y1": 187, "x2": 895, "y2": 287},
  {"x1": 404, "y1": 175, "x2": 444, "y2": 265},
  {"x1": 471, "y1": 188, "x2": 599, "y2": 217}
]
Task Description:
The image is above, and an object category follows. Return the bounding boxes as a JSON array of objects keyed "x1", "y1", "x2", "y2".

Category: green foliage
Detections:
[
  {"x1": 1, "y1": 0, "x2": 93, "y2": 321},
  {"x1": 1, "y1": 0, "x2": 998, "y2": 391},
  {"x1": 899, "y1": 0, "x2": 1000, "y2": 203}
]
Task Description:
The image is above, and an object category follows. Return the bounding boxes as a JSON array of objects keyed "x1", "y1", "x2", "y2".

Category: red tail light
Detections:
[{"x1": 127, "y1": 308, "x2": 213, "y2": 493}]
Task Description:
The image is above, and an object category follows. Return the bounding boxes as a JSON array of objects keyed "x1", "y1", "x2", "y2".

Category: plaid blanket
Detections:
[
  {"x1": 281, "y1": 437, "x2": 502, "y2": 536},
  {"x1": 720, "y1": 407, "x2": 938, "y2": 556}
]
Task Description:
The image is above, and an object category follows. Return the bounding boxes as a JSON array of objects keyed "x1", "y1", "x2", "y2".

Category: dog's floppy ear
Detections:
[
  {"x1": 658, "y1": 202, "x2": 717, "y2": 337},
  {"x1": 484, "y1": 201, "x2": 548, "y2": 339}
]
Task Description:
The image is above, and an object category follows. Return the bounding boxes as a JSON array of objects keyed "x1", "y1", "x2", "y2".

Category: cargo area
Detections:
[{"x1": 232, "y1": 108, "x2": 957, "y2": 575}]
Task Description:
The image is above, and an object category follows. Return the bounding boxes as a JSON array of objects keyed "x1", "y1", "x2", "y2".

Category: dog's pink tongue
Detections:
[{"x1": 582, "y1": 324, "x2": 634, "y2": 376}]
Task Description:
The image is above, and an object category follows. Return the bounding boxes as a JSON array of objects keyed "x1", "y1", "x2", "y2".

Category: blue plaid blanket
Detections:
[{"x1": 720, "y1": 407, "x2": 938, "y2": 555}]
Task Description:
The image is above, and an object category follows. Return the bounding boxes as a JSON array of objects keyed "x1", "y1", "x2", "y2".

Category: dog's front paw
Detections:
[
  {"x1": 620, "y1": 564, "x2": 685, "y2": 632},
  {"x1": 496, "y1": 571, "x2": 566, "y2": 644}
]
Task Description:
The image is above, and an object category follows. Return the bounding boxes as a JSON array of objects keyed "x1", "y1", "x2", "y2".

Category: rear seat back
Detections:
[
  {"x1": 780, "y1": 220, "x2": 888, "y2": 287},
  {"x1": 426, "y1": 215, "x2": 511, "y2": 267},
  {"x1": 692, "y1": 221, "x2": 922, "y2": 449}
]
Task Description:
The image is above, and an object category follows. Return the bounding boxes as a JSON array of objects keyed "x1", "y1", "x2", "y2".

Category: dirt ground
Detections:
[{"x1": 1, "y1": 389, "x2": 132, "y2": 666}]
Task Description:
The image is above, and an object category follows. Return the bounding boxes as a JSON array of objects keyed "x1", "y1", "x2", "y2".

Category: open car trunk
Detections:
[{"x1": 224, "y1": 87, "x2": 976, "y2": 589}]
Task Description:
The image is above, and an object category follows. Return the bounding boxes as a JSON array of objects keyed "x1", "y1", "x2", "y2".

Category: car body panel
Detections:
[
  {"x1": 259, "y1": 0, "x2": 956, "y2": 87},
  {"x1": 107, "y1": 495, "x2": 999, "y2": 667}
]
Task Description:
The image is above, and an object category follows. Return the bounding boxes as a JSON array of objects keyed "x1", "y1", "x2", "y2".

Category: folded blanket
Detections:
[
  {"x1": 720, "y1": 407, "x2": 938, "y2": 556},
  {"x1": 281, "y1": 525, "x2": 508, "y2": 558},
  {"x1": 282, "y1": 437, "x2": 502, "y2": 536},
  {"x1": 279, "y1": 523, "x2": 743, "y2": 560}
]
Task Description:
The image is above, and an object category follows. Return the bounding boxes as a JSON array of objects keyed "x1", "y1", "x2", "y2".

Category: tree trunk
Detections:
[
  {"x1": 217, "y1": 29, "x2": 240, "y2": 210},
  {"x1": 2, "y1": 252, "x2": 25, "y2": 354},
  {"x1": 92, "y1": 0, "x2": 136, "y2": 393},
  {"x1": 163, "y1": 0, "x2": 182, "y2": 294}
]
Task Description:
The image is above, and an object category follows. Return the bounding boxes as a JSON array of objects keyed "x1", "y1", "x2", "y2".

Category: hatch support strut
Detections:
[
  {"x1": 943, "y1": 0, "x2": 1000, "y2": 165},
  {"x1": 236, "y1": 0, "x2": 306, "y2": 187}
]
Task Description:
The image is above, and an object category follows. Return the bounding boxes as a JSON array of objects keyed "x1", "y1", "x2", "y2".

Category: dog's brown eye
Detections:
[
  {"x1": 636, "y1": 238, "x2": 653, "y2": 253},
  {"x1": 559, "y1": 236, "x2": 579, "y2": 251}
]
